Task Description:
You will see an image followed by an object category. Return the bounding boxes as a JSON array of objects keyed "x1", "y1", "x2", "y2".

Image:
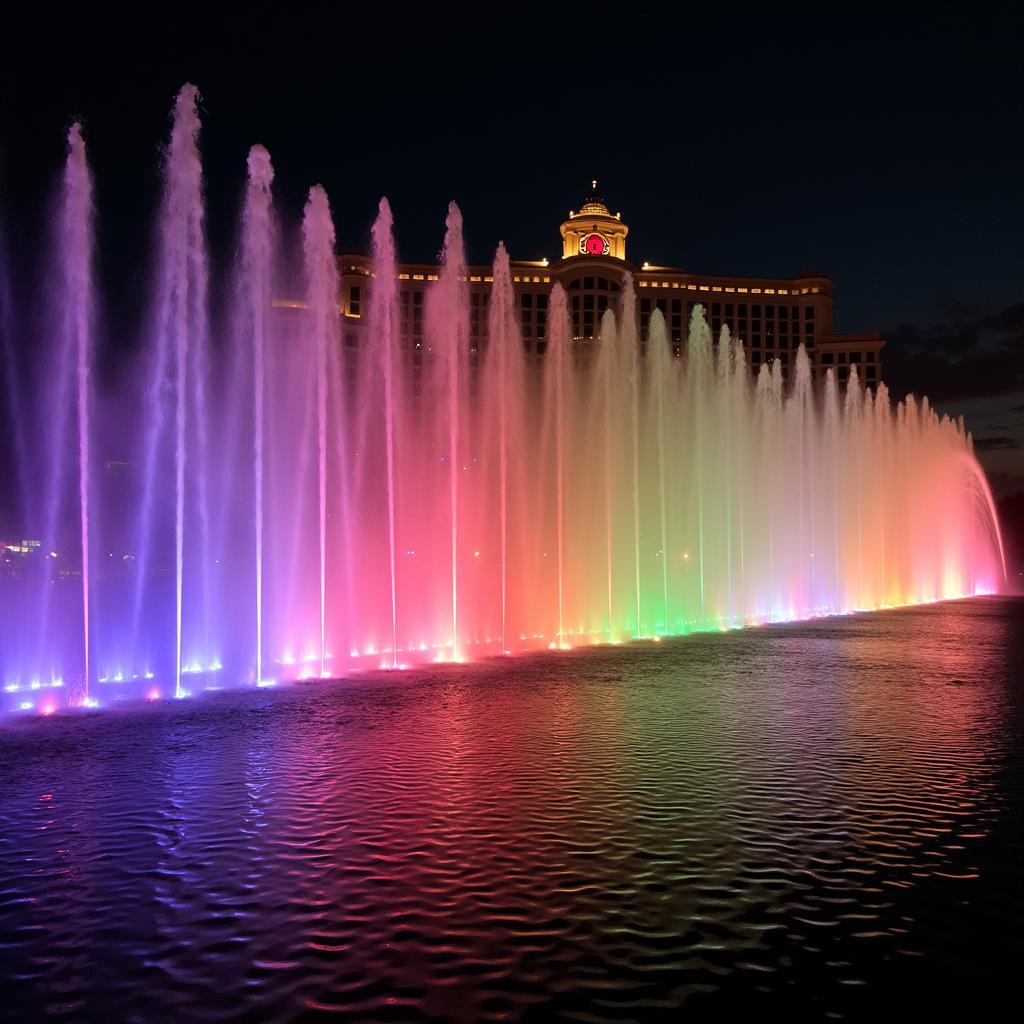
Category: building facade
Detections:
[{"x1": 333, "y1": 182, "x2": 884, "y2": 385}]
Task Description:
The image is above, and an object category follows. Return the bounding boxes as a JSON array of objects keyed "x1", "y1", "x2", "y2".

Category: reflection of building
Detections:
[{"x1": 334, "y1": 181, "x2": 884, "y2": 385}]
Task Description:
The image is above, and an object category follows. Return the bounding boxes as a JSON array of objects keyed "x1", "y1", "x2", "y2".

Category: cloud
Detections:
[{"x1": 884, "y1": 302, "x2": 1024, "y2": 403}]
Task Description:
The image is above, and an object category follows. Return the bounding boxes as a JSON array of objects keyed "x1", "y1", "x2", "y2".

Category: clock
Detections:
[{"x1": 580, "y1": 232, "x2": 610, "y2": 257}]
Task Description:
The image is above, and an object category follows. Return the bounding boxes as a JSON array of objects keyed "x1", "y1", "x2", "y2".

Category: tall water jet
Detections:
[
  {"x1": 241, "y1": 145, "x2": 274, "y2": 686},
  {"x1": 62, "y1": 124, "x2": 95, "y2": 705},
  {"x1": 479, "y1": 243, "x2": 528, "y2": 651},
  {"x1": 126, "y1": 84, "x2": 210, "y2": 699},
  {"x1": 544, "y1": 285, "x2": 571, "y2": 646},
  {"x1": 647, "y1": 309, "x2": 672, "y2": 633},
  {"x1": 620, "y1": 276, "x2": 642, "y2": 635},
  {"x1": 490, "y1": 246, "x2": 511, "y2": 651},
  {"x1": 370, "y1": 198, "x2": 400, "y2": 669},
  {"x1": 302, "y1": 185, "x2": 338, "y2": 679},
  {"x1": 427, "y1": 203, "x2": 469, "y2": 660}
]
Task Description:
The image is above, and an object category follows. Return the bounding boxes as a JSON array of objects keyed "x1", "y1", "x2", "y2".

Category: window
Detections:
[{"x1": 349, "y1": 286, "x2": 361, "y2": 316}]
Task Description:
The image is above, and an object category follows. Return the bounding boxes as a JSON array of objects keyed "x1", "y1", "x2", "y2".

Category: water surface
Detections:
[{"x1": 2, "y1": 597, "x2": 1021, "y2": 1021}]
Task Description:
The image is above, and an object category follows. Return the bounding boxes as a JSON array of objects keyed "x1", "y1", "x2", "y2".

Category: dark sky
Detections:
[{"x1": 1, "y1": 6, "x2": 1022, "y2": 485}]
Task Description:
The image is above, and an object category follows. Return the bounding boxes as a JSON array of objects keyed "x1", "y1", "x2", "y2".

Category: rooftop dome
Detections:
[{"x1": 578, "y1": 179, "x2": 610, "y2": 216}]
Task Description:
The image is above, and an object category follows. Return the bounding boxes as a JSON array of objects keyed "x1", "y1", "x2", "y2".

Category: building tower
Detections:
[{"x1": 559, "y1": 181, "x2": 629, "y2": 261}]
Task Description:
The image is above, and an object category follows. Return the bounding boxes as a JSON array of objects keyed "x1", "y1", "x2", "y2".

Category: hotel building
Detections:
[{"x1": 334, "y1": 182, "x2": 885, "y2": 385}]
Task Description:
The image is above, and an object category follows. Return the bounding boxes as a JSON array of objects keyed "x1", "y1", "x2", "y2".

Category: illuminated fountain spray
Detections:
[
  {"x1": 370, "y1": 199, "x2": 400, "y2": 669},
  {"x1": 302, "y1": 186, "x2": 338, "y2": 680},
  {"x1": 494, "y1": 249, "x2": 513, "y2": 651},
  {"x1": 62, "y1": 124, "x2": 95, "y2": 705},
  {"x1": 241, "y1": 145, "x2": 275, "y2": 687},
  {"x1": 543, "y1": 285, "x2": 570, "y2": 647},
  {"x1": 644, "y1": 309, "x2": 674, "y2": 632},
  {"x1": 165, "y1": 85, "x2": 210, "y2": 699},
  {"x1": 0, "y1": 85, "x2": 1009, "y2": 714},
  {"x1": 121, "y1": 85, "x2": 213, "y2": 700},
  {"x1": 426, "y1": 203, "x2": 470, "y2": 662}
]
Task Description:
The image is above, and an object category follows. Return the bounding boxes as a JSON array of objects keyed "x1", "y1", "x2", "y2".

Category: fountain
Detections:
[{"x1": 0, "y1": 85, "x2": 1007, "y2": 714}]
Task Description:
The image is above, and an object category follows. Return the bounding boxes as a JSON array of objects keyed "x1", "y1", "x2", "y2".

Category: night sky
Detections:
[{"x1": 1, "y1": 7, "x2": 1022, "y2": 492}]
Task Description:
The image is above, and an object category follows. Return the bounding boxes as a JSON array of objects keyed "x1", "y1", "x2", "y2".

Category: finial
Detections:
[{"x1": 591, "y1": 179, "x2": 597, "y2": 190}]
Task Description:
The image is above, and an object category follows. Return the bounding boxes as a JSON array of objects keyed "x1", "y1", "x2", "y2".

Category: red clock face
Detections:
[{"x1": 581, "y1": 233, "x2": 609, "y2": 256}]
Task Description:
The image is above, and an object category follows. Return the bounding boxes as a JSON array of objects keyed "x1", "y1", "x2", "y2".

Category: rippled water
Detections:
[{"x1": 1, "y1": 597, "x2": 1021, "y2": 1022}]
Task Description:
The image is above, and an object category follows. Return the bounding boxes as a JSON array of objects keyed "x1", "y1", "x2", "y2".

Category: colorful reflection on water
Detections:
[{"x1": 0, "y1": 597, "x2": 1021, "y2": 1021}]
